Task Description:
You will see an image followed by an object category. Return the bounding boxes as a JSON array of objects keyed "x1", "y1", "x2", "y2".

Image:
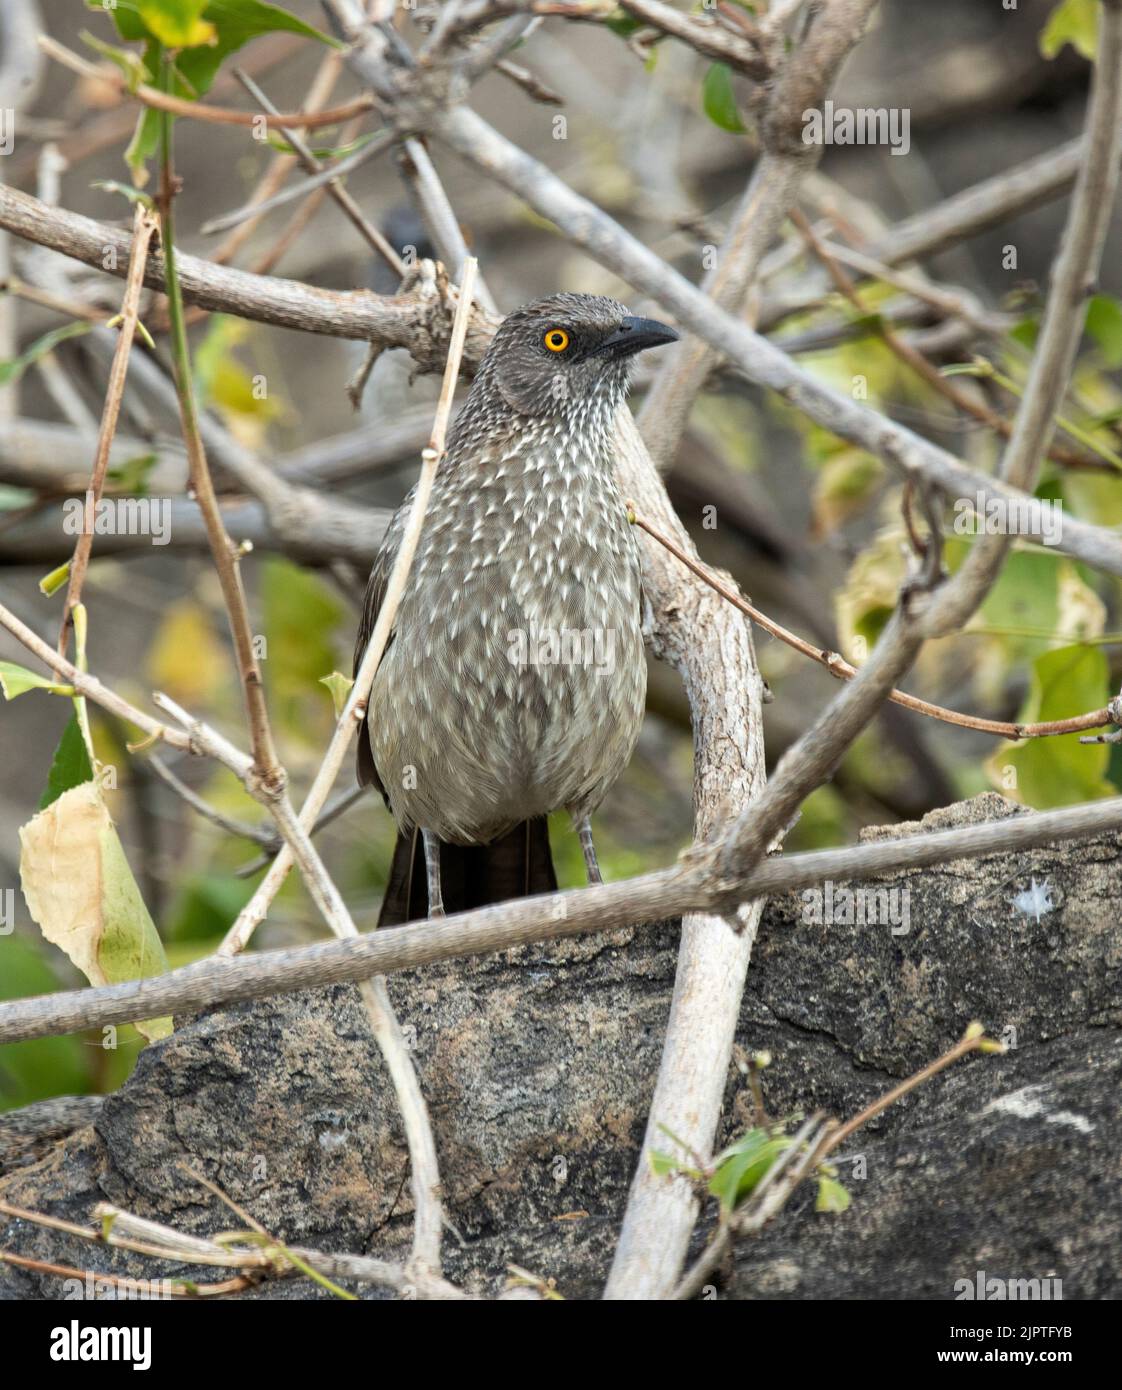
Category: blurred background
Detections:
[{"x1": 1, "y1": 0, "x2": 1120, "y2": 1108}]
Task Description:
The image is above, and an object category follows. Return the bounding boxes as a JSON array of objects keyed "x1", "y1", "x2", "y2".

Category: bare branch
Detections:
[
  {"x1": 630, "y1": 507, "x2": 1116, "y2": 742},
  {"x1": 920, "y1": 1, "x2": 1122, "y2": 637},
  {"x1": 427, "y1": 108, "x2": 1122, "y2": 579},
  {"x1": 199, "y1": 130, "x2": 397, "y2": 238},
  {"x1": 0, "y1": 599, "x2": 191, "y2": 752},
  {"x1": 230, "y1": 68, "x2": 405, "y2": 277},
  {"x1": 57, "y1": 204, "x2": 158, "y2": 652},
  {"x1": 4, "y1": 791, "x2": 1122, "y2": 1048},
  {"x1": 0, "y1": 185, "x2": 495, "y2": 364},
  {"x1": 640, "y1": 0, "x2": 878, "y2": 470},
  {"x1": 38, "y1": 36, "x2": 377, "y2": 132},
  {"x1": 219, "y1": 258, "x2": 480, "y2": 1280},
  {"x1": 219, "y1": 259, "x2": 480, "y2": 957},
  {"x1": 157, "y1": 114, "x2": 282, "y2": 792},
  {"x1": 2, "y1": 184, "x2": 1119, "y2": 578}
]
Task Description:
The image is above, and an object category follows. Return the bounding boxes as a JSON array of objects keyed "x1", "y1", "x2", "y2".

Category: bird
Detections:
[{"x1": 354, "y1": 292, "x2": 678, "y2": 926}]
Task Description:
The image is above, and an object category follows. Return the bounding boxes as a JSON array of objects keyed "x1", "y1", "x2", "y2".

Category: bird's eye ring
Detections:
[{"x1": 543, "y1": 328, "x2": 570, "y2": 353}]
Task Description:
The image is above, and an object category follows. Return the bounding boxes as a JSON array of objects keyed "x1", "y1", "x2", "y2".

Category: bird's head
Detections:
[{"x1": 472, "y1": 292, "x2": 679, "y2": 425}]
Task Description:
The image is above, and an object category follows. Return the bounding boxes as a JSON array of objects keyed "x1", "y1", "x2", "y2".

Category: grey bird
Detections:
[{"x1": 354, "y1": 292, "x2": 678, "y2": 925}]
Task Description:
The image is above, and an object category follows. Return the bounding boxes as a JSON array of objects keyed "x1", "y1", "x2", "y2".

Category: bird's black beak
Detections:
[{"x1": 596, "y1": 315, "x2": 679, "y2": 359}]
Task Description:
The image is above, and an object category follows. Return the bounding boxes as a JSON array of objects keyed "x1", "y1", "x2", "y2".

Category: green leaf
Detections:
[
  {"x1": 702, "y1": 63, "x2": 746, "y2": 134},
  {"x1": 1009, "y1": 316, "x2": 1039, "y2": 351},
  {"x1": 844, "y1": 310, "x2": 887, "y2": 338},
  {"x1": 194, "y1": 315, "x2": 280, "y2": 439},
  {"x1": 1061, "y1": 466, "x2": 1122, "y2": 528},
  {"x1": 0, "y1": 662, "x2": 74, "y2": 700},
  {"x1": 986, "y1": 643, "x2": 1114, "y2": 807},
  {"x1": 124, "y1": 77, "x2": 162, "y2": 185},
  {"x1": 960, "y1": 547, "x2": 1106, "y2": 698},
  {"x1": 179, "y1": 0, "x2": 338, "y2": 96},
  {"x1": 119, "y1": 39, "x2": 166, "y2": 184},
  {"x1": 86, "y1": 0, "x2": 149, "y2": 43},
  {"x1": 1040, "y1": 0, "x2": 1098, "y2": 60},
  {"x1": 1085, "y1": 293, "x2": 1122, "y2": 367},
  {"x1": 90, "y1": 0, "x2": 335, "y2": 97},
  {"x1": 266, "y1": 129, "x2": 381, "y2": 161},
  {"x1": 816, "y1": 1175, "x2": 851, "y2": 1214},
  {"x1": 91, "y1": 178, "x2": 155, "y2": 209},
  {"x1": 319, "y1": 670, "x2": 354, "y2": 718},
  {"x1": 91, "y1": 0, "x2": 214, "y2": 51},
  {"x1": 81, "y1": 29, "x2": 155, "y2": 87},
  {"x1": 0, "y1": 322, "x2": 94, "y2": 388},
  {"x1": 604, "y1": 11, "x2": 644, "y2": 38},
  {"x1": 262, "y1": 555, "x2": 343, "y2": 716},
  {"x1": 648, "y1": 1149, "x2": 681, "y2": 1177},
  {"x1": 812, "y1": 448, "x2": 884, "y2": 536},
  {"x1": 709, "y1": 1128, "x2": 792, "y2": 1214},
  {"x1": 168, "y1": 869, "x2": 258, "y2": 943},
  {"x1": 20, "y1": 782, "x2": 172, "y2": 1042},
  {"x1": 38, "y1": 561, "x2": 70, "y2": 597},
  {"x1": 147, "y1": 599, "x2": 229, "y2": 707},
  {"x1": 40, "y1": 712, "x2": 96, "y2": 811}
]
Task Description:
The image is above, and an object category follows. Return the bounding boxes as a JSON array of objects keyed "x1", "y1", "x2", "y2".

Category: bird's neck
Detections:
[{"x1": 445, "y1": 386, "x2": 625, "y2": 489}]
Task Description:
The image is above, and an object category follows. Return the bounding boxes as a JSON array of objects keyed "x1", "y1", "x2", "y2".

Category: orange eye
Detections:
[{"x1": 543, "y1": 328, "x2": 570, "y2": 353}]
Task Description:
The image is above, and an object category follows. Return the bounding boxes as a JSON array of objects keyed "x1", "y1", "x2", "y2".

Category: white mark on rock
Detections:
[
  {"x1": 984, "y1": 1084, "x2": 1094, "y2": 1134},
  {"x1": 1010, "y1": 876, "x2": 1055, "y2": 923}
]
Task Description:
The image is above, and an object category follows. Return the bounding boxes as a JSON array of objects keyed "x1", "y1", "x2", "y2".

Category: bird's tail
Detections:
[{"x1": 377, "y1": 818, "x2": 558, "y2": 927}]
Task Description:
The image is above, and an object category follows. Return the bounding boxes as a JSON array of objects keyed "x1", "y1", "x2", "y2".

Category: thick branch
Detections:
[
  {"x1": 2, "y1": 185, "x2": 1118, "y2": 579},
  {"x1": 429, "y1": 108, "x2": 1122, "y2": 580},
  {"x1": 3, "y1": 794, "x2": 1121, "y2": 1048},
  {"x1": 640, "y1": 0, "x2": 878, "y2": 470},
  {"x1": 0, "y1": 185, "x2": 494, "y2": 365}
]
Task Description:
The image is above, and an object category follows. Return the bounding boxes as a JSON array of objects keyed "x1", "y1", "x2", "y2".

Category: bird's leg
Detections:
[
  {"x1": 421, "y1": 828, "x2": 445, "y2": 917},
  {"x1": 577, "y1": 816, "x2": 603, "y2": 885}
]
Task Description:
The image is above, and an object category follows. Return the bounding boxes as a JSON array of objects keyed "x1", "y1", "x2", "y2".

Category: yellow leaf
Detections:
[
  {"x1": 137, "y1": 5, "x2": 217, "y2": 48},
  {"x1": 19, "y1": 783, "x2": 171, "y2": 1041}
]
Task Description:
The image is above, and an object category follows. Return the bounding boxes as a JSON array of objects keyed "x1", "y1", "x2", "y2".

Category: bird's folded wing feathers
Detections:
[{"x1": 353, "y1": 502, "x2": 406, "y2": 794}]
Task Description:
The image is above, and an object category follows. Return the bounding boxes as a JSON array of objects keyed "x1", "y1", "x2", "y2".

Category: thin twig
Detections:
[
  {"x1": 57, "y1": 204, "x2": 158, "y2": 654},
  {"x1": 1, "y1": 181, "x2": 1119, "y2": 578},
  {"x1": 16, "y1": 1197, "x2": 472, "y2": 1298},
  {"x1": 235, "y1": 784, "x2": 370, "y2": 877},
  {"x1": 919, "y1": 0, "x2": 1122, "y2": 639},
  {"x1": 397, "y1": 139, "x2": 499, "y2": 314},
  {"x1": 210, "y1": 50, "x2": 344, "y2": 268},
  {"x1": 218, "y1": 258, "x2": 479, "y2": 1283},
  {"x1": 0, "y1": 1248, "x2": 251, "y2": 1297},
  {"x1": 672, "y1": 1027, "x2": 998, "y2": 1299},
  {"x1": 0, "y1": 276, "x2": 109, "y2": 323},
  {"x1": 0, "y1": 599, "x2": 190, "y2": 751},
  {"x1": 231, "y1": 68, "x2": 405, "y2": 276},
  {"x1": 789, "y1": 207, "x2": 1099, "y2": 473},
  {"x1": 628, "y1": 506, "x2": 1115, "y2": 742},
  {"x1": 150, "y1": 693, "x2": 365, "y2": 947},
  {"x1": 156, "y1": 75, "x2": 283, "y2": 792},
  {"x1": 39, "y1": 37, "x2": 376, "y2": 132},
  {"x1": 219, "y1": 260, "x2": 479, "y2": 955},
  {"x1": 148, "y1": 755, "x2": 275, "y2": 847},
  {"x1": 200, "y1": 131, "x2": 396, "y2": 237}
]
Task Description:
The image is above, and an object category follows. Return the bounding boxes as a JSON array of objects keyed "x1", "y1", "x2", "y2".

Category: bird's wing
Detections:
[{"x1": 353, "y1": 492, "x2": 411, "y2": 793}]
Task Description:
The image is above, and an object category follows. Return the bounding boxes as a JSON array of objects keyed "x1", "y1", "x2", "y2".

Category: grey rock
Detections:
[{"x1": 1, "y1": 794, "x2": 1119, "y2": 1299}]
